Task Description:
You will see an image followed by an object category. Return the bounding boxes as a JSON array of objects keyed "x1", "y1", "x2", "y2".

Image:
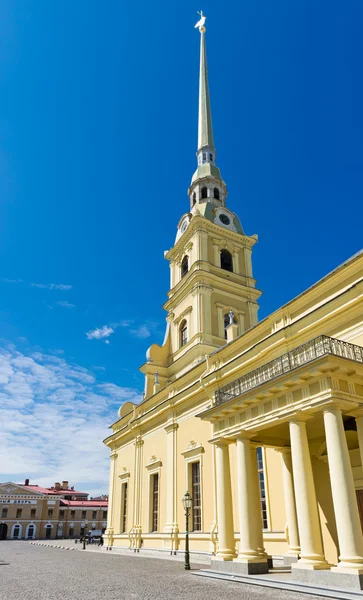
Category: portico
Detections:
[{"x1": 199, "y1": 335, "x2": 363, "y2": 586}]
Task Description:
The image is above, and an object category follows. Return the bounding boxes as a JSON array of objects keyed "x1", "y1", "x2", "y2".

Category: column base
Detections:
[
  {"x1": 282, "y1": 552, "x2": 300, "y2": 566},
  {"x1": 213, "y1": 550, "x2": 237, "y2": 562},
  {"x1": 331, "y1": 565, "x2": 363, "y2": 575},
  {"x1": 212, "y1": 557, "x2": 269, "y2": 575},
  {"x1": 292, "y1": 560, "x2": 331, "y2": 571}
]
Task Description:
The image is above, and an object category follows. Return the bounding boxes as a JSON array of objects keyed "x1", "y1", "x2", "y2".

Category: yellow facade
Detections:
[{"x1": 104, "y1": 21, "x2": 363, "y2": 587}]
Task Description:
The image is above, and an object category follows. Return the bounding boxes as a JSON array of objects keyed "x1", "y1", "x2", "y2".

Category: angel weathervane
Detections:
[{"x1": 194, "y1": 10, "x2": 206, "y2": 32}]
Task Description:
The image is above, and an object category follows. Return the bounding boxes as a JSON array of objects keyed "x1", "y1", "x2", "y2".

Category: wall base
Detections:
[{"x1": 292, "y1": 567, "x2": 363, "y2": 590}]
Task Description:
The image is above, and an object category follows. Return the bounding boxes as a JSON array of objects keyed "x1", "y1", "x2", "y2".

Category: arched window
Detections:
[
  {"x1": 192, "y1": 192, "x2": 196, "y2": 205},
  {"x1": 12, "y1": 524, "x2": 21, "y2": 539},
  {"x1": 221, "y1": 249, "x2": 233, "y2": 272},
  {"x1": 180, "y1": 320, "x2": 187, "y2": 347},
  {"x1": 209, "y1": 153, "x2": 213, "y2": 162},
  {"x1": 201, "y1": 186, "x2": 208, "y2": 199},
  {"x1": 181, "y1": 256, "x2": 189, "y2": 278},
  {"x1": 202, "y1": 152, "x2": 207, "y2": 162},
  {"x1": 45, "y1": 525, "x2": 52, "y2": 539},
  {"x1": 214, "y1": 187, "x2": 220, "y2": 200},
  {"x1": 26, "y1": 524, "x2": 35, "y2": 539},
  {"x1": 224, "y1": 312, "x2": 237, "y2": 339}
]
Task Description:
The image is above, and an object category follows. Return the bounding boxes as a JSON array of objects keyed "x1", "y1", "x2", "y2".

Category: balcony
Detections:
[{"x1": 215, "y1": 335, "x2": 363, "y2": 406}]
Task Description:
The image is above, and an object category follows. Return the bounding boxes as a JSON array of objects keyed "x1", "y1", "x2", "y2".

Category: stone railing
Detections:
[{"x1": 215, "y1": 335, "x2": 363, "y2": 406}]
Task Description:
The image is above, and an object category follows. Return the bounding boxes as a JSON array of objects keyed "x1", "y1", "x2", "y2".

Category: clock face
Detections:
[
  {"x1": 219, "y1": 213, "x2": 231, "y2": 225},
  {"x1": 181, "y1": 220, "x2": 188, "y2": 233}
]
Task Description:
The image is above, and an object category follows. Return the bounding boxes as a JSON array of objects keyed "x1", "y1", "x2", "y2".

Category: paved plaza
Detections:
[{"x1": 0, "y1": 541, "x2": 329, "y2": 600}]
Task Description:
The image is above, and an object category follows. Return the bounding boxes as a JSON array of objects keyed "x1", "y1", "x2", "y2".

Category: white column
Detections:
[
  {"x1": 278, "y1": 448, "x2": 300, "y2": 557},
  {"x1": 250, "y1": 446, "x2": 267, "y2": 558},
  {"x1": 323, "y1": 406, "x2": 363, "y2": 572},
  {"x1": 235, "y1": 437, "x2": 260, "y2": 560},
  {"x1": 213, "y1": 441, "x2": 236, "y2": 561},
  {"x1": 289, "y1": 418, "x2": 329, "y2": 570},
  {"x1": 354, "y1": 413, "x2": 363, "y2": 473}
]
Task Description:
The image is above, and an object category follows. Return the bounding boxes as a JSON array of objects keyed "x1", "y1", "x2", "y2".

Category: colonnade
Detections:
[{"x1": 213, "y1": 404, "x2": 363, "y2": 575}]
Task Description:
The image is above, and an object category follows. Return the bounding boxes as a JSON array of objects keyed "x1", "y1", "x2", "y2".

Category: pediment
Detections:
[{"x1": 0, "y1": 483, "x2": 42, "y2": 496}]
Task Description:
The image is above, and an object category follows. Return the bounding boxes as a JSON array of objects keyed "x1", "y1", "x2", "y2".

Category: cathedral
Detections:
[{"x1": 104, "y1": 19, "x2": 363, "y2": 590}]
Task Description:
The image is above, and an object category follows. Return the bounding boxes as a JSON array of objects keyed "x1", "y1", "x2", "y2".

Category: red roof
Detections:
[
  {"x1": 60, "y1": 500, "x2": 108, "y2": 507},
  {"x1": 23, "y1": 485, "x2": 88, "y2": 496}
]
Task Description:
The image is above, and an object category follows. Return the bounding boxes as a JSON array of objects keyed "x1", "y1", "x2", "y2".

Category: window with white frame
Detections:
[
  {"x1": 256, "y1": 447, "x2": 269, "y2": 529},
  {"x1": 120, "y1": 482, "x2": 128, "y2": 534},
  {"x1": 151, "y1": 473, "x2": 159, "y2": 532}
]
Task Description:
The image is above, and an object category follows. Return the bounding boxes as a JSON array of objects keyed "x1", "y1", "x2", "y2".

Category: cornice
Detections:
[{"x1": 165, "y1": 215, "x2": 257, "y2": 263}]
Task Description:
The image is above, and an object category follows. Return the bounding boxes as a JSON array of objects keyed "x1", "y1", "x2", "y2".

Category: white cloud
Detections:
[
  {"x1": 31, "y1": 283, "x2": 72, "y2": 291},
  {"x1": 130, "y1": 325, "x2": 152, "y2": 339},
  {"x1": 86, "y1": 320, "x2": 159, "y2": 343},
  {"x1": 86, "y1": 325, "x2": 114, "y2": 341},
  {"x1": 0, "y1": 344, "x2": 141, "y2": 495},
  {"x1": 57, "y1": 300, "x2": 76, "y2": 309}
]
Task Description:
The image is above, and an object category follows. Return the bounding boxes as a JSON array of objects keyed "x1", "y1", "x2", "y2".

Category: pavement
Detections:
[{"x1": 0, "y1": 540, "x2": 329, "y2": 600}]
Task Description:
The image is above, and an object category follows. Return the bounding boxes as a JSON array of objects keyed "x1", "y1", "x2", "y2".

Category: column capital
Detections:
[
  {"x1": 110, "y1": 451, "x2": 118, "y2": 461},
  {"x1": 210, "y1": 437, "x2": 233, "y2": 447},
  {"x1": 289, "y1": 411, "x2": 314, "y2": 424},
  {"x1": 348, "y1": 407, "x2": 363, "y2": 419},
  {"x1": 165, "y1": 422, "x2": 179, "y2": 433},
  {"x1": 323, "y1": 398, "x2": 356, "y2": 413},
  {"x1": 274, "y1": 446, "x2": 292, "y2": 455}
]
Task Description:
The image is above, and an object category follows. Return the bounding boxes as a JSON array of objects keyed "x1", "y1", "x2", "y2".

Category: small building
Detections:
[{"x1": 0, "y1": 479, "x2": 108, "y2": 540}]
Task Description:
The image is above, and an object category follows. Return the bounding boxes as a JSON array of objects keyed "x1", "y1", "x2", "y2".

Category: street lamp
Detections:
[
  {"x1": 182, "y1": 491, "x2": 193, "y2": 570},
  {"x1": 82, "y1": 520, "x2": 88, "y2": 550}
]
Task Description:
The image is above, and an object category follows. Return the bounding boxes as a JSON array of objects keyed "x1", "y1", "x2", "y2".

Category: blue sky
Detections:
[{"x1": 1, "y1": 1, "x2": 362, "y2": 495}]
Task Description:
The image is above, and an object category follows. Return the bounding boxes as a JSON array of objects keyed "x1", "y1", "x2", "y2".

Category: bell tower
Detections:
[{"x1": 141, "y1": 15, "x2": 262, "y2": 397}]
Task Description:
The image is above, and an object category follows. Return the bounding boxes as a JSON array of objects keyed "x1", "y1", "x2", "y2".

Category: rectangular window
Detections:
[
  {"x1": 30, "y1": 509, "x2": 36, "y2": 518},
  {"x1": 81, "y1": 510, "x2": 86, "y2": 519},
  {"x1": 2, "y1": 508, "x2": 8, "y2": 518},
  {"x1": 181, "y1": 325, "x2": 187, "y2": 347},
  {"x1": 151, "y1": 474, "x2": 159, "y2": 532},
  {"x1": 256, "y1": 447, "x2": 269, "y2": 529},
  {"x1": 191, "y1": 462, "x2": 201, "y2": 531},
  {"x1": 59, "y1": 510, "x2": 64, "y2": 519},
  {"x1": 92, "y1": 511, "x2": 97, "y2": 519},
  {"x1": 121, "y1": 482, "x2": 128, "y2": 534},
  {"x1": 69, "y1": 527, "x2": 74, "y2": 537},
  {"x1": 48, "y1": 509, "x2": 53, "y2": 518},
  {"x1": 71, "y1": 510, "x2": 75, "y2": 518},
  {"x1": 16, "y1": 508, "x2": 22, "y2": 518},
  {"x1": 103, "y1": 510, "x2": 107, "y2": 519}
]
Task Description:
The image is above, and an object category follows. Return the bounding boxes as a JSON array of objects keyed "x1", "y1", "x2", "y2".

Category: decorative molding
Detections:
[
  {"x1": 145, "y1": 456, "x2": 162, "y2": 470},
  {"x1": 181, "y1": 441, "x2": 205, "y2": 459},
  {"x1": 118, "y1": 468, "x2": 131, "y2": 481},
  {"x1": 174, "y1": 306, "x2": 192, "y2": 325}
]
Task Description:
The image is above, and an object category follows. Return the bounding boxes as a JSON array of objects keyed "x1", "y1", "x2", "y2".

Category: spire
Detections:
[
  {"x1": 198, "y1": 27, "x2": 214, "y2": 151},
  {"x1": 189, "y1": 12, "x2": 226, "y2": 208}
]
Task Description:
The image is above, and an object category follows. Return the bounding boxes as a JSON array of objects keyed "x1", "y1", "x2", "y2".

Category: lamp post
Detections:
[
  {"x1": 182, "y1": 491, "x2": 192, "y2": 570},
  {"x1": 82, "y1": 520, "x2": 88, "y2": 550}
]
